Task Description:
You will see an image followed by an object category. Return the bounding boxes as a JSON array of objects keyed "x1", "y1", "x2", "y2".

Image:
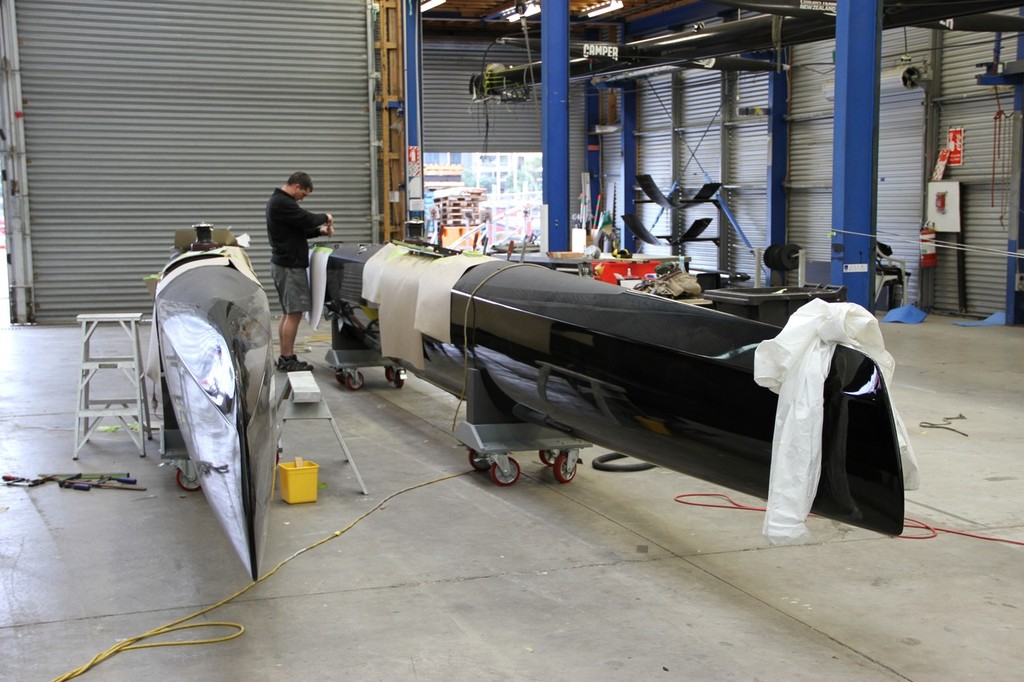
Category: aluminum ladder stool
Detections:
[
  {"x1": 277, "y1": 371, "x2": 368, "y2": 495},
  {"x1": 73, "y1": 312, "x2": 153, "y2": 459}
]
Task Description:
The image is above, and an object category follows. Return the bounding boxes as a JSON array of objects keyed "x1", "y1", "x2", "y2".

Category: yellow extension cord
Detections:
[{"x1": 53, "y1": 470, "x2": 471, "y2": 681}]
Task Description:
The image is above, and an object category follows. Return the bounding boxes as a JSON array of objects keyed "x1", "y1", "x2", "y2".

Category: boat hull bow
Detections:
[{"x1": 155, "y1": 248, "x2": 276, "y2": 580}]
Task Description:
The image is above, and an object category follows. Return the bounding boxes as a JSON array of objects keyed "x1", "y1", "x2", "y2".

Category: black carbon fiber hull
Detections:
[{"x1": 326, "y1": 243, "x2": 904, "y2": 536}]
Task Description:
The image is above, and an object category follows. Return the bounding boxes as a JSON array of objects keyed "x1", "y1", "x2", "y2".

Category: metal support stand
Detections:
[
  {"x1": 455, "y1": 368, "x2": 591, "y2": 486},
  {"x1": 277, "y1": 371, "x2": 368, "y2": 495},
  {"x1": 73, "y1": 313, "x2": 152, "y2": 459}
]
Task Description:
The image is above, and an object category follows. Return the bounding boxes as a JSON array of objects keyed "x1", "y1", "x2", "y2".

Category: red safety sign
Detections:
[
  {"x1": 407, "y1": 146, "x2": 422, "y2": 178},
  {"x1": 946, "y1": 127, "x2": 964, "y2": 166}
]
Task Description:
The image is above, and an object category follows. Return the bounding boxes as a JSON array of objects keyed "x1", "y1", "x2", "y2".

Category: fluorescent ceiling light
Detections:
[
  {"x1": 420, "y1": 0, "x2": 446, "y2": 11},
  {"x1": 587, "y1": 0, "x2": 623, "y2": 18},
  {"x1": 506, "y1": 2, "x2": 541, "y2": 21}
]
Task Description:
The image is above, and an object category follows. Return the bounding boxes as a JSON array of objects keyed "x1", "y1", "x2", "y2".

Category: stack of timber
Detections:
[{"x1": 424, "y1": 164, "x2": 465, "y2": 191}]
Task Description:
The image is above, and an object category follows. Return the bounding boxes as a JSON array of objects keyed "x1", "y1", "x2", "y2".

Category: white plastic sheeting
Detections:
[
  {"x1": 754, "y1": 299, "x2": 920, "y2": 545},
  {"x1": 362, "y1": 245, "x2": 494, "y2": 370}
]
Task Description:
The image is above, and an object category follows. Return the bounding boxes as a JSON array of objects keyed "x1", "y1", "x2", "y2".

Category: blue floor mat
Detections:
[
  {"x1": 881, "y1": 305, "x2": 927, "y2": 324},
  {"x1": 953, "y1": 312, "x2": 1005, "y2": 327}
]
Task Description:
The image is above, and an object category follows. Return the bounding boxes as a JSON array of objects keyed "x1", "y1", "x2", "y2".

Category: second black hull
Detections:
[{"x1": 326, "y1": 244, "x2": 905, "y2": 537}]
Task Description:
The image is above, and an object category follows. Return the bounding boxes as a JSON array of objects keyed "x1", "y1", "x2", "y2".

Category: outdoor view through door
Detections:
[{"x1": 424, "y1": 152, "x2": 543, "y2": 253}]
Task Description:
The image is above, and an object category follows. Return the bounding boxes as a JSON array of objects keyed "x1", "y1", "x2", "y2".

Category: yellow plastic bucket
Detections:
[{"x1": 278, "y1": 457, "x2": 319, "y2": 504}]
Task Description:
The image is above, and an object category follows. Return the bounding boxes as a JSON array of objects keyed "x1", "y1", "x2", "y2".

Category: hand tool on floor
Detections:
[
  {"x1": 56, "y1": 474, "x2": 92, "y2": 491},
  {"x1": 37, "y1": 472, "x2": 131, "y2": 480},
  {"x1": 4, "y1": 473, "x2": 67, "y2": 487},
  {"x1": 58, "y1": 475, "x2": 147, "y2": 491}
]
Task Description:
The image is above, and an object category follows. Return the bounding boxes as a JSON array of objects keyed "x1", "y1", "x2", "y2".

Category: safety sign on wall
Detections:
[
  {"x1": 407, "y1": 146, "x2": 422, "y2": 178},
  {"x1": 407, "y1": 145, "x2": 423, "y2": 207},
  {"x1": 946, "y1": 127, "x2": 964, "y2": 167}
]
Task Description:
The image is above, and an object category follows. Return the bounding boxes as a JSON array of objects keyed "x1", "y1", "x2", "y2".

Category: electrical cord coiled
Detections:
[{"x1": 52, "y1": 470, "x2": 471, "y2": 681}]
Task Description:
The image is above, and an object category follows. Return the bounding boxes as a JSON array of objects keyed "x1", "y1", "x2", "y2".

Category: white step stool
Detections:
[
  {"x1": 277, "y1": 371, "x2": 367, "y2": 495},
  {"x1": 73, "y1": 313, "x2": 153, "y2": 459}
]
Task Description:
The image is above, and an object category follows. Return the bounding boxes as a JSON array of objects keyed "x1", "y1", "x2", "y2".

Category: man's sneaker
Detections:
[{"x1": 276, "y1": 355, "x2": 313, "y2": 372}]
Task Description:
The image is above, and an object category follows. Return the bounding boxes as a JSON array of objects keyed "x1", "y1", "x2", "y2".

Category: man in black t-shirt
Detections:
[{"x1": 265, "y1": 171, "x2": 333, "y2": 372}]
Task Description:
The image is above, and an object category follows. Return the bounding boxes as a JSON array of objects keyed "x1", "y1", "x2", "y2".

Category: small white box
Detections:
[{"x1": 287, "y1": 371, "x2": 321, "y2": 403}]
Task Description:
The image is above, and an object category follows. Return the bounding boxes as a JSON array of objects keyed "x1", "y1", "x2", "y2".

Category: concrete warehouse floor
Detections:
[{"x1": 1, "y1": 312, "x2": 1022, "y2": 682}]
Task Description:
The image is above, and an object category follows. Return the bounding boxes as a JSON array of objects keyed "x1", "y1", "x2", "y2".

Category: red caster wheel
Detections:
[
  {"x1": 489, "y1": 457, "x2": 521, "y2": 487},
  {"x1": 175, "y1": 465, "x2": 201, "y2": 492},
  {"x1": 344, "y1": 371, "x2": 365, "y2": 391},
  {"x1": 553, "y1": 451, "x2": 577, "y2": 484},
  {"x1": 468, "y1": 449, "x2": 490, "y2": 471}
]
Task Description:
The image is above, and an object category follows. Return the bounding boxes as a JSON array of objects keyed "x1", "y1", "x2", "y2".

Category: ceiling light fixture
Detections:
[
  {"x1": 586, "y1": 0, "x2": 623, "y2": 18},
  {"x1": 505, "y1": 1, "x2": 541, "y2": 22},
  {"x1": 420, "y1": 0, "x2": 446, "y2": 11}
]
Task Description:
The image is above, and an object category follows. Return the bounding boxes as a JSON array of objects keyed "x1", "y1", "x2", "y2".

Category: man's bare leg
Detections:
[{"x1": 278, "y1": 311, "x2": 302, "y2": 357}]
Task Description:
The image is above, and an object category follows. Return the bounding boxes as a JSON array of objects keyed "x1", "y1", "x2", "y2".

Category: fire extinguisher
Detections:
[{"x1": 920, "y1": 224, "x2": 937, "y2": 268}]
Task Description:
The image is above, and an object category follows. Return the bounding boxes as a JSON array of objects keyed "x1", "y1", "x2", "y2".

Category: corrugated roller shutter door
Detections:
[
  {"x1": 676, "y1": 69, "x2": 722, "y2": 270},
  {"x1": 15, "y1": 0, "x2": 370, "y2": 323},
  {"x1": 788, "y1": 29, "x2": 928, "y2": 302},
  {"x1": 727, "y1": 72, "x2": 770, "y2": 277},
  {"x1": 420, "y1": 43, "x2": 581, "y2": 239},
  {"x1": 933, "y1": 23, "x2": 1017, "y2": 315},
  {"x1": 569, "y1": 82, "x2": 586, "y2": 222},
  {"x1": 636, "y1": 73, "x2": 674, "y2": 252},
  {"x1": 876, "y1": 88, "x2": 925, "y2": 306},
  {"x1": 422, "y1": 42, "x2": 541, "y2": 153},
  {"x1": 599, "y1": 88, "x2": 624, "y2": 242},
  {"x1": 787, "y1": 40, "x2": 836, "y2": 267},
  {"x1": 599, "y1": 129, "x2": 624, "y2": 240}
]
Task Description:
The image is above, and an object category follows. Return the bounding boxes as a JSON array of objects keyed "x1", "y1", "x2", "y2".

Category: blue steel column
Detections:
[
  {"x1": 766, "y1": 56, "x2": 789, "y2": 252},
  {"x1": 1010, "y1": 24, "x2": 1024, "y2": 324},
  {"x1": 830, "y1": 0, "x2": 881, "y2": 308},
  {"x1": 621, "y1": 80, "x2": 638, "y2": 252},
  {"x1": 541, "y1": 1, "x2": 570, "y2": 251},
  {"x1": 405, "y1": 1, "x2": 424, "y2": 222}
]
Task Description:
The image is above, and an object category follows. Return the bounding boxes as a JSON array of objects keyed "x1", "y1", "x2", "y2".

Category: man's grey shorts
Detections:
[{"x1": 271, "y1": 263, "x2": 311, "y2": 314}]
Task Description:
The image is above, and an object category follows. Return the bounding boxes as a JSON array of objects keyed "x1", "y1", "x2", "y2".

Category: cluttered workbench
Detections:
[{"x1": 503, "y1": 250, "x2": 733, "y2": 294}]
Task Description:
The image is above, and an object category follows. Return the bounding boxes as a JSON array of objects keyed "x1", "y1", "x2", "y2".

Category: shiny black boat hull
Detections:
[
  {"x1": 326, "y1": 244, "x2": 904, "y2": 536},
  {"x1": 155, "y1": 248, "x2": 276, "y2": 580}
]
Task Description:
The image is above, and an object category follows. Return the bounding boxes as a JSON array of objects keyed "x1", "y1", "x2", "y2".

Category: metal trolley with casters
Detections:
[
  {"x1": 456, "y1": 369, "x2": 591, "y2": 487},
  {"x1": 325, "y1": 302, "x2": 406, "y2": 391}
]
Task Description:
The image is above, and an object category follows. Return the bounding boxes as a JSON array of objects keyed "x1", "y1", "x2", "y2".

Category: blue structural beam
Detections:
[
  {"x1": 621, "y1": 81, "x2": 637, "y2": 252},
  {"x1": 1011, "y1": 24, "x2": 1024, "y2": 325},
  {"x1": 405, "y1": 2, "x2": 423, "y2": 220},
  {"x1": 830, "y1": 0, "x2": 881, "y2": 309},
  {"x1": 542, "y1": 2, "x2": 570, "y2": 252},
  {"x1": 766, "y1": 56, "x2": 789, "y2": 253},
  {"x1": 625, "y1": 3, "x2": 729, "y2": 39}
]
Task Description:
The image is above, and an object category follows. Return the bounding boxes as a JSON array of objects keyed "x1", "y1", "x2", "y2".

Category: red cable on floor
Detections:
[{"x1": 674, "y1": 493, "x2": 1024, "y2": 547}]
